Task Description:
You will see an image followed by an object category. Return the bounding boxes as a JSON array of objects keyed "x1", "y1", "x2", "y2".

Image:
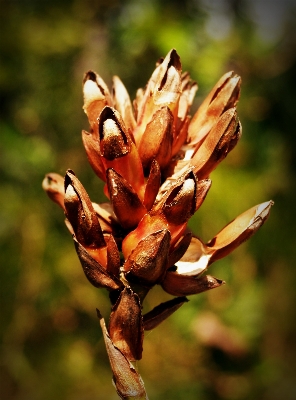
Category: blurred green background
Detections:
[{"x1": 1, "y1": 0, "x2": 296, "y2": 399}]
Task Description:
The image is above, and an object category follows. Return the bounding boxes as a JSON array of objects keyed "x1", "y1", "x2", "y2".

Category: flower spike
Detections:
[{"x1": 43, "y1": 48, "x2": 273, "y2": 400}]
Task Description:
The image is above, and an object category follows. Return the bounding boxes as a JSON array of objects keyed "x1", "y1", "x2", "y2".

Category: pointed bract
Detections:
[
  {"x1": 64, "y1": 170, "x2": 106, "y2": 252},
  {"x1": 124, "y1": 229, "x2": 171, "y2": 285},
  {"x1": 112, "y1": 75, "x2": 136, "y2": 133},
  {"x1": 42, "y1": 173, "x2": 65, "y2": 209},
  {"x1": 188, "y1": 71, "x2": 241, "y2": 147},
  {"x1": 97, "y1": 310, "x2": 148, "y2": 400},
  {"x1": 74, "y1": 239, "x2": 123, "y2": 291},
  {"x1": 138, "y1": 106, "x2": 173, "y2": 171},
  {"x1": 162, "y1": 272, "x2": 225, "y2": 296},
  {"x1": 207, "y1": 200, "x2": 274, "y2": 264},
  {"x1": 99, "y1": 106, "x2": 145, "y2": 198},
  {"x1": 107, "y1": 168, "x2": 146, "y2": 230},
  {"x1": 191, "y1": 108, "x2": 242, "y2": 179},
  {"x1": 83, "y1": 71, "x2": 111, "y2": 133},
  {"x1": 109, "y1": 287, "x2": 144, "y2": 361},
  {"x1": 143, "y1": 297, "x2": 188, "y2": 330},
  {"x1": 143, "y1": 160, "x2": 161, "y2": 211},
  {"x1": 82, "y1": 130, "x2": 106, "y2": 181}
]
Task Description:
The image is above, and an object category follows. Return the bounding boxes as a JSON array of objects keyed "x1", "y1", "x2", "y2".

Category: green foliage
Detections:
[{"x1": 1, "y1": 0, "x2": 296, "y2": 399}]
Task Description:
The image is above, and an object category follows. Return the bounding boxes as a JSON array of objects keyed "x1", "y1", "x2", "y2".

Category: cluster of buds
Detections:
[{"x1": 43, "y1": 49, "x2": 273, "y2": 399}]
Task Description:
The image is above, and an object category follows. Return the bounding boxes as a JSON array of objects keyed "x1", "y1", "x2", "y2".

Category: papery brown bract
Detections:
[
  {"x1": 107, "y1": 168, "x2": 146, "y2": 230},
  {"x1": 143, "y1": 296, "x2": 188, "y2": 330},
  {"x1": 188, "y1": 71, "x2": 241, "y2": 147},
  {"x1": 42, "y1": 172, "x2": 65, "y2": 209},
  {"x1": 162, "y1": 273, "x2": 225, "y2": 297},
  {"x1": 138, "y1": 106, "x2": 173, "y2": 171},
  {"x1": 109, "y1": 287, "x2": 144, "y2": 361},
  {"x1": 64, "y1": 170, "x2": 106, "y2": 251},
  {"x1": 123, "y1": 229, "x2": 171, "y2": 285},
  {"x1": 74, "y1": 239, "x2": 123, "y2": 291},
  {"x1": 97, "y1": 310, "x2": 148, "y2": 400},
  {"x1": 143, "y1": 159, "x2": 161, "y2": 211},
  {"x1": 207, "y1": 200, "x2": 274, "y2": 264}
]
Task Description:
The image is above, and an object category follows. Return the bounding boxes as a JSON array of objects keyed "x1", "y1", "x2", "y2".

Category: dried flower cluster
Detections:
[{"x1": 43, "y1": 49, "x2": 273, "y2": 399}]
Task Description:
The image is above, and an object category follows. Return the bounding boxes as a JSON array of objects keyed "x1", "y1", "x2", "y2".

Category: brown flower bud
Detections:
[
  {"x1": 99, "y1": 106, "x2": 145, "y2": 199},
  {"x1": 112, "y1": 75, "x2": 136, "y2": 133},
  {"x1": 176, "y1": 72, "x2": 198, "y2": 129},
  {"x1": 163, "y1": 177, "x2": 196, "y2": 225},
  {"x1": 154, "y1": 170, "x2": 197, "y2": 227},
  {"x1": 133, "y1": 49, "x2": 182, "y2": 145},
  {"x1": 106, "y1": 234, "x2": 121, "y2": 278},
  {"x1": 122, "y1": 213, "x2": 168, "y2": 260},
  {"x1": 109, "y1": 287, "x2": 144, "y2": 361},
  {"x1": 143, "y1": 296, "x2": 188, "y2": 331},
  {"x1": 188, "y1": 71, "x2": 241, "y2": 147},
  {"x1": 152, "y1": 49, "x2": 182, "y2": 107},
  {"x1": 162, "y1": 272, "x2": 225, "y2": 296},
  {"x1": 83, "y1": 71, "x2": 111, "y2": 133},
  {"x1": 191, "y1": 108, "x2": 242, "y2": 179},
  {"x1": 195, "y1": 179, "x2": 212, "y2": 211},
  {"x1": 123, "y1": 229, "x2": 171, "y2": 285},
  {"x1": 74, "y1": 239, "x2": 123, "y2": 291},
  {"x1": 97, "y1": 309, "x2": 148, "y2": 400},
  {"x1": 64, "y1": 170, "x2": 106, "y2": 265},
  {"x1": 106, "y1": 169, "x2": 146, "y2": 230},
  {"x1": 143, "y1": 159, "x2": 161, "y2": 211},
  {"x1": 42, "y1": 173, "x2": 65, "y2": 209},
  {"x1": 82, "y1": 130, "x2": 106, "y2": 181},
  {"x1": 98, "y1": 106, "x2": 130, "y2": 160},
  {"x1": 138, "y1": 106, "x2": 173, "y2": 171}
]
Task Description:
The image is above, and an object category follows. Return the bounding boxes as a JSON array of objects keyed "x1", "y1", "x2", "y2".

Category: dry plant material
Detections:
[{"x1": 43, "y1": 49, "x2": 273, "y2": 399}]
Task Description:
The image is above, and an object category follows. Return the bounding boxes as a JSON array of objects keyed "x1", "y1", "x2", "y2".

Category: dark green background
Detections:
[{"x1": 1, "y1": 0, "x2": 296, "y2": 399}]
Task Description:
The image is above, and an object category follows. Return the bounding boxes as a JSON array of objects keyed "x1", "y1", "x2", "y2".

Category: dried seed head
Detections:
[{"x1": 43, "y1": 49, "x2": 274, "y2": 398}]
